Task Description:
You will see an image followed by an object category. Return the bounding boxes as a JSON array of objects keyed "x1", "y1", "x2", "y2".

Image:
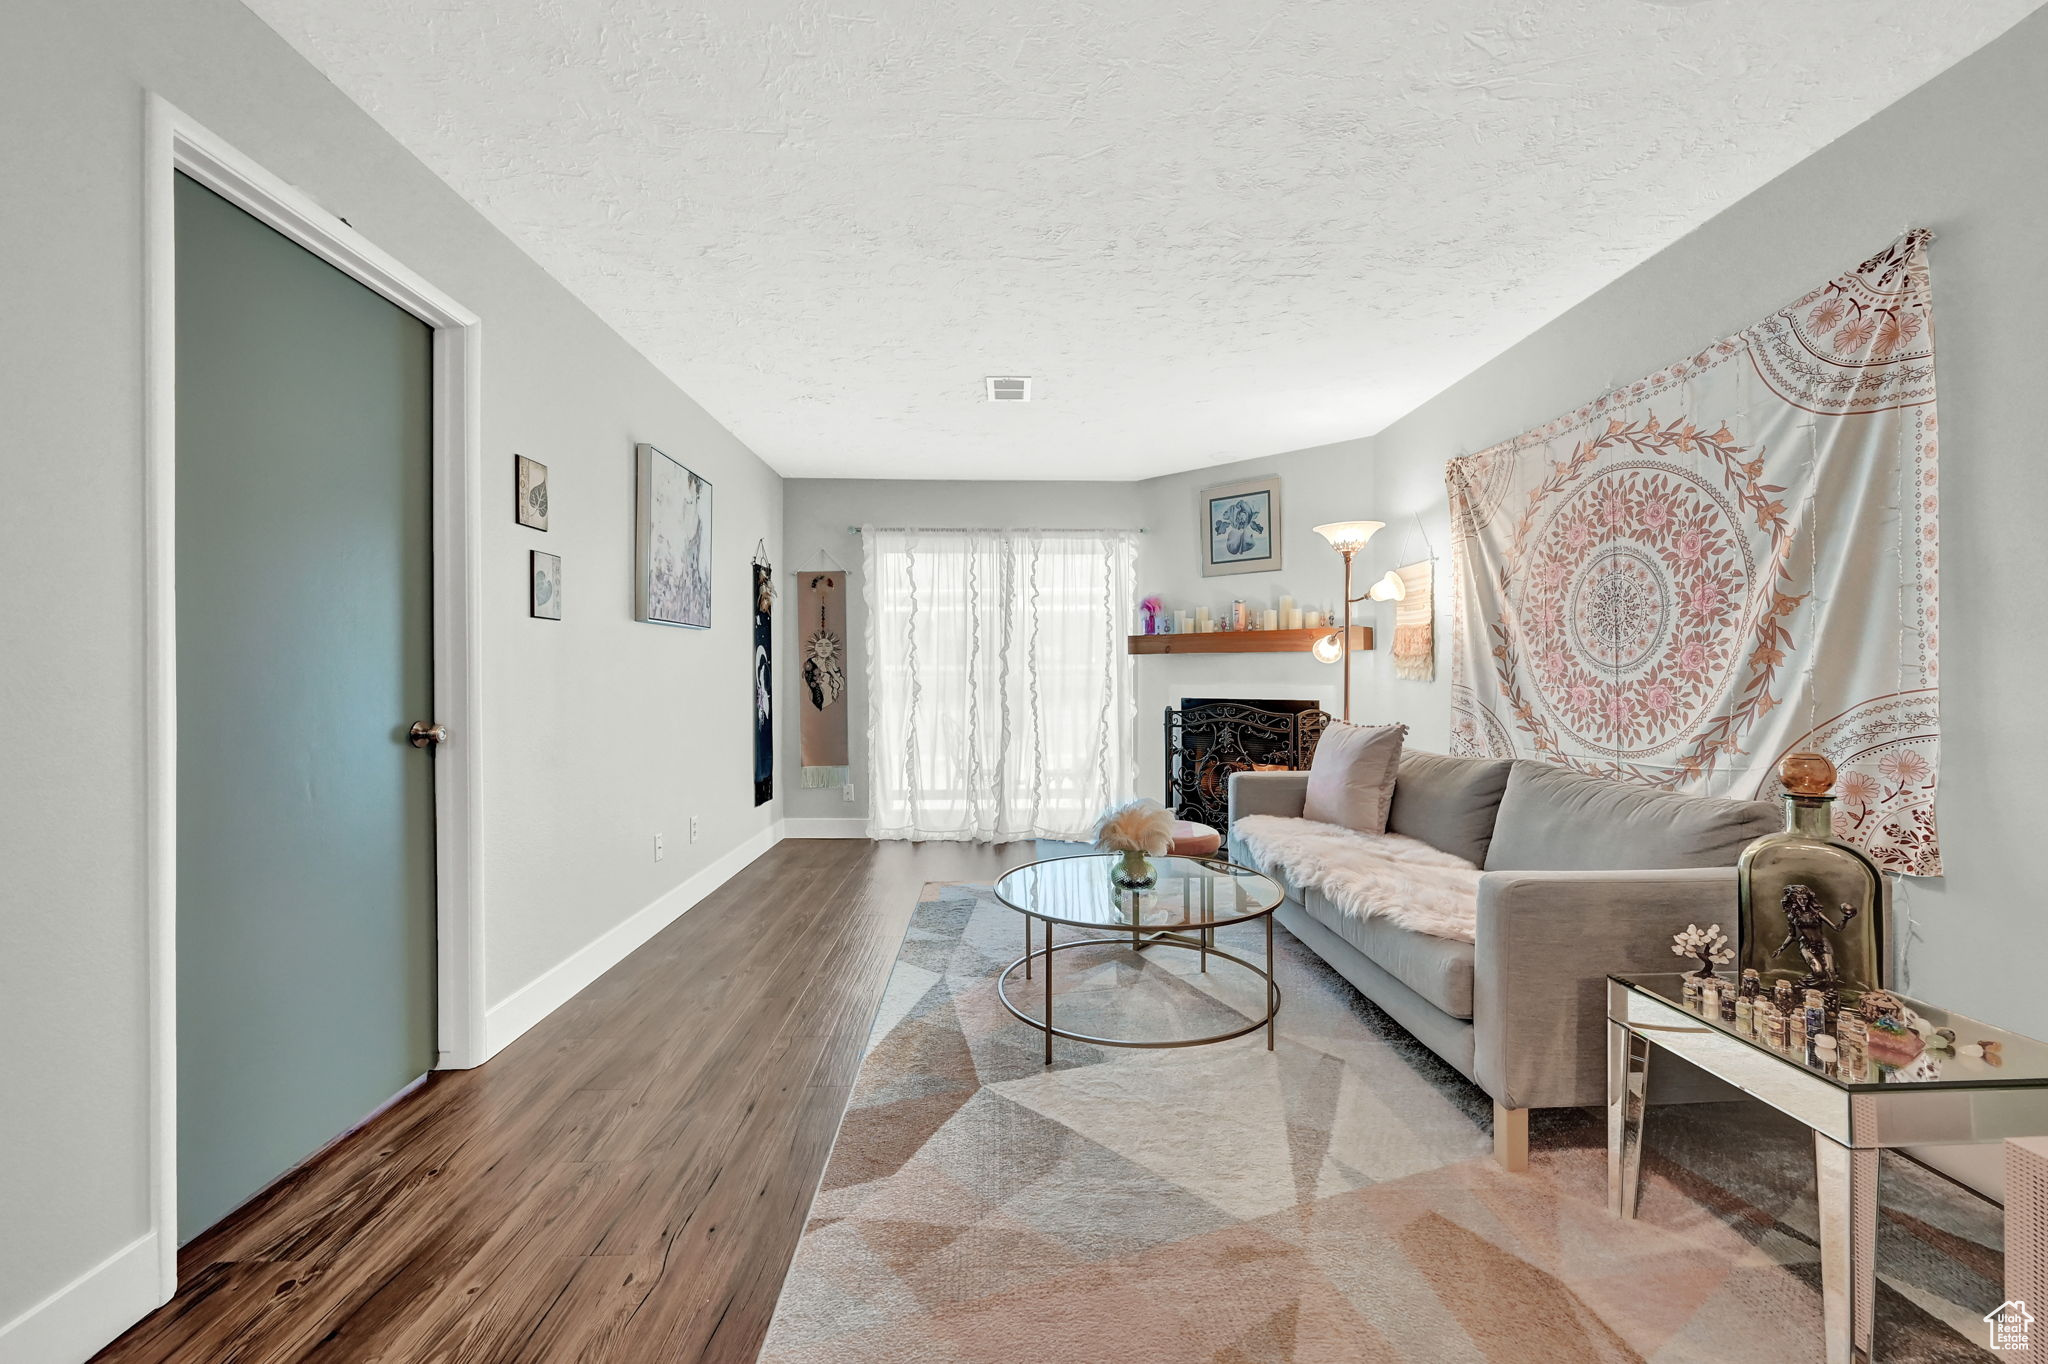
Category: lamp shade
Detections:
[
  {"x1": 1312, "y1": 520, "x2": 1385, "y2": 553},
  {"x1": 1310, "y1": 630, "x2": 1345, "y2": 664},
  {"x1": 1367, "y1": 570, "x2": 1407, "y2": 602}
]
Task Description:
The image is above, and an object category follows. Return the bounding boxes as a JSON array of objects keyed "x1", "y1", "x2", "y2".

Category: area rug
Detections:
[{"x1": 759, "y1": 883, "x2": 2001, "y2": 1363}]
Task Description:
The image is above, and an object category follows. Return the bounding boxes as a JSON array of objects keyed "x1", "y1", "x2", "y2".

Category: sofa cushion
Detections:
[
  {"x1": 1388, "y1": 750, "x2": 1513, "y2": 866},
  {"x1": 1482, "y1": 759, "x2": 1780, "y2": 872},
  {"x1": 1302, "y1": 721, "x2": 1406, "y2": 834},
  {"x1": 1302, "y1": 889, "x2": 1476, "y2": 1018}
]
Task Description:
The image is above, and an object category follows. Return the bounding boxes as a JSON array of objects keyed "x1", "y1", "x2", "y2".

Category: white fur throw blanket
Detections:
[{"x1": 1233, "y1": 815, "x2": 1483, "y2": 943}]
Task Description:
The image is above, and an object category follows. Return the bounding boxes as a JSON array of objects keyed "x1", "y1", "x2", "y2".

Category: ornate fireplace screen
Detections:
[{"x1": 1165, "y1": 698, "x2": 1330, "y2": 831}]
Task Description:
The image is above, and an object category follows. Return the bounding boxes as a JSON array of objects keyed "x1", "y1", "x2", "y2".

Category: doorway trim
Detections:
[{"x1": 142, "y1": 96, "x2": 487, "y2": 1298}]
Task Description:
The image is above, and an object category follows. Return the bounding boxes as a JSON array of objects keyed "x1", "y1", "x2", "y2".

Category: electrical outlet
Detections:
[
  {"x1": 841, "y1": 782, "x2": 856, "y2": 804},
  {"x1": 654, "y1": 833, "x2": 665, "y2": 862},
  {"x1": 688, "y1": 816, "x2": 700, "y2": 844}
]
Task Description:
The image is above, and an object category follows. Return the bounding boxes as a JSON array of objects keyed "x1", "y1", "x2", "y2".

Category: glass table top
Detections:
[
  {"x1": 993, "y1": 854, "x2": 1284, "y2": 930},
  {"x1": 1612, "y1": 970, "x2": 2048, "y2": 1091}
]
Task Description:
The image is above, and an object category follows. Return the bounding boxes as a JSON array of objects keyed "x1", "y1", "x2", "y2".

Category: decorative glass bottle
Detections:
[{"x1": 1737, "y1": 752, "x2": 1886, "y2": 1003}]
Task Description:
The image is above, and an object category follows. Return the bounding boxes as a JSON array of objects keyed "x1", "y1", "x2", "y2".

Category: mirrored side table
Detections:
[{"x1": 1608, "y1": 972, "x2": 2048, "y2": 1364}]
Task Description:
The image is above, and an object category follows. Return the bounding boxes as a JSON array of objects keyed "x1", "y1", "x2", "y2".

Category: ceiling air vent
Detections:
[{"x1": 985, "y1": 376, "x2": 1032, "y2": 402}]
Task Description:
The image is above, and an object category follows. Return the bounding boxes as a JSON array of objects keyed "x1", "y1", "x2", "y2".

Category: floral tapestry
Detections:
[{"x1": 1448, "y1": 230, "x2": 1940, "y2": 874}]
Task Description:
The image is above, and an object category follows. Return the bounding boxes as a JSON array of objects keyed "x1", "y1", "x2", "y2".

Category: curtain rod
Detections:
[{"x1": 846, "y1": 525, "x2": 1145, "y2": 535}]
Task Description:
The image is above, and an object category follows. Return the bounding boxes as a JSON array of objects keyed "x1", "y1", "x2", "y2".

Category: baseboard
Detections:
[
  {"x1": 780, "y1": 817, "x2": 870, "y2": 839},
  {"x1": 483, "y1": 821, "x2": 784, "y2": 1058},
  {"x1": 0, "y1": 1232, "x2": 161, "y2": 1364}
]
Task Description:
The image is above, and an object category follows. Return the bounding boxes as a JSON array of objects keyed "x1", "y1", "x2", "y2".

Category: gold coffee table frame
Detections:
[{"x1": 993, "y1": 853, "x2": 1285, "y2": 1064}]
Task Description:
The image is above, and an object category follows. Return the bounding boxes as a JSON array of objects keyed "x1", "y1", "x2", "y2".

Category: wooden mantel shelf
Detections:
[{"x1": 1127, "y1": 626, "x2": 1372, "y2": 656}]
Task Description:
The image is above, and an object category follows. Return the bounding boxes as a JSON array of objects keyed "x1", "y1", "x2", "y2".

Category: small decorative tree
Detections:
[{"x1": 1671, "y1": 923, "x2": 1734, "y2": 979}]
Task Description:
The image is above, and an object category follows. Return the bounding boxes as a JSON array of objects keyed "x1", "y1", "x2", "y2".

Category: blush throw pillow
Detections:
[{"x1": 1302, "y1": 721, "x2": 1408, "y2": 834}]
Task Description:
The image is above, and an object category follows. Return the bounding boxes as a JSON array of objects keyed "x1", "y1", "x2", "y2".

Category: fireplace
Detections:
[{"x1": 1164, "y1": 698, "x2": 1330, "y2": 831}]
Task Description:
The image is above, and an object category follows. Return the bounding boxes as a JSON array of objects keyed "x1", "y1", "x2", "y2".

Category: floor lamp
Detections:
[{"x1": 1311, "y1": 520, "x2": 1394, "y2": 722}]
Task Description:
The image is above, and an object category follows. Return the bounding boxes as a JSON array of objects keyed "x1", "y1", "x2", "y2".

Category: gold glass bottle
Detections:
[{"x1": 1737, "y1": 753, "x2": 1886, "y2": 1002}]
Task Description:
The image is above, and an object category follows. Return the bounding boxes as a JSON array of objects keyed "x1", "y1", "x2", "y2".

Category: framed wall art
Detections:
[
  {"x1": 531, "y1": 550, "x2": 562, "y2": 620},
  {"x1": 515, "y1": 454, "x2": 549, "y2": 530},
  {"x1": 1200, "y1": 475, "x2": 1282, "y2": 576},
  {"x1": 634, "y1": 442, "x2": 713, "y2": 628}
]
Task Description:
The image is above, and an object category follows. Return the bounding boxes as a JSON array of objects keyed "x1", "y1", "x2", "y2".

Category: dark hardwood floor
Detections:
[{"x1": 96, "y1": 838, "x2": 1035, "y2": 1364}]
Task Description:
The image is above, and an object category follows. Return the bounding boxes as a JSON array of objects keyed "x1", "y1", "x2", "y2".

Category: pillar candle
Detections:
[
  {"x1": 1303, "y1": 610, "x2": 1321, "y2": 628},
  {"x1": 1176, "y1": 611, "x2": 1192, "y2": 633},
  {"x1": 1195, "y1": 607, "x2": 1211, "y2": 632},
  {"x1": 1262, "y1": 609, "x2": 1279, "y2": 631},
  {"x1": 1280, "y1": 595, "x2": 1294, "y2": 618},
  {"x1": 1284, "y1": 608, "x2": 1302, "y2": 630}
]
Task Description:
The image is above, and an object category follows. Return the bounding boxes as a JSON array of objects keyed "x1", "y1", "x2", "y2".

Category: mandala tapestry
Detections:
[{"x1": 1448, "y1": 231, "x2": 1940, "y2": 874}]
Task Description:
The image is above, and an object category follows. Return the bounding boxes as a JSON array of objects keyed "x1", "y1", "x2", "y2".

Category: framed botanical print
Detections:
[
  {"x1": 531, "y1": 550, "x2": 562, "y2": 619},
  {"x1": 515, "y1": 455, "x2": 549, "y2": 530},
  {"x1": 635, "y1": 443, "x2": 713, "y2": 628},
  {"x1": 1201, "y1": 476, "x2": 1281, "y2": 576}
]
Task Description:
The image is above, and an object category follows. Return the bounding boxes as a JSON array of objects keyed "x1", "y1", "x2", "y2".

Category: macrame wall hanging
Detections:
[{"x1": 1391, "y1": 560, "x2": 1435, "y2": 681}]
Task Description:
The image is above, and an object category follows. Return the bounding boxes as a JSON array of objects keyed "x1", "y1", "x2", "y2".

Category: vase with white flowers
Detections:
[{"x1": 1092, "y1": 798, "x2": 1174, "y2": 890}]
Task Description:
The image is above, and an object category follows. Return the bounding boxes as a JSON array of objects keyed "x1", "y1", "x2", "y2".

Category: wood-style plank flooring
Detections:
[{"x1": 95, "y1": 838, "x2": 1035, "y2": 1364}]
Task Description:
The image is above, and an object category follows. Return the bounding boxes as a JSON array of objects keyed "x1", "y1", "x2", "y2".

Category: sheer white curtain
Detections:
[{"x1": 863, "y1": 527, "x2": 1137, "y2": 842}]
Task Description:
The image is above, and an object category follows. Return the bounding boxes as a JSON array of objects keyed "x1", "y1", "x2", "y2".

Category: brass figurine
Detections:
[{"x1": 1770, "y1": 884, "x2": 1860, "y2": 991}]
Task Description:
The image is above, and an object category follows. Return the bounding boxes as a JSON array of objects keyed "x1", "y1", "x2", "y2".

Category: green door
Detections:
[{"x1": 175, "y1": 174, "x2": 438, "y2": 1243}]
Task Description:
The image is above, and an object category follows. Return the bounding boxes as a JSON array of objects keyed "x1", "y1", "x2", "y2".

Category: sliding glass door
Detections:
[{"x1": 863, "y1": 528, "x2": 1137, "y2": 841}]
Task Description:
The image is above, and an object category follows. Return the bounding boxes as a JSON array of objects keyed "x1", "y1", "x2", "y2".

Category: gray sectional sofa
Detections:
[{"x1": 1228, "y1": 751, "x2": 1778, "y2": 1169}]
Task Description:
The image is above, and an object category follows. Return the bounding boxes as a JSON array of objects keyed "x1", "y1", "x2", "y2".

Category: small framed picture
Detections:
[
  {"x1": 1201, "y1": 476, "x2": 1281, "y2": 576},
  {"x1": 515, "y1": 455, "x2": 549, "y2": 530},
  {"x1": 531, "y1": 550, "x2": 562, "y2": 620}
]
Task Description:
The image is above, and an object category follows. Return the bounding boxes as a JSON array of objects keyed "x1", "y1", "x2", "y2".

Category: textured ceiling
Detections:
[{"x1": 243, "y1": 0, "x2": 2038, "y2": 480}]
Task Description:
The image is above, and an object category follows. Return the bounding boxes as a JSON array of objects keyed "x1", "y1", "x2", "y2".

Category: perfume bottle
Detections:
[{"x1": 1738, "y1": 753, "x2": 1886, "y2": 1002}]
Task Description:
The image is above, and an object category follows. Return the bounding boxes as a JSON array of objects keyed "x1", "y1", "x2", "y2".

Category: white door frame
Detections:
[{"x1": 142, "y1": 96, "x2": 487, "y2": 1297}]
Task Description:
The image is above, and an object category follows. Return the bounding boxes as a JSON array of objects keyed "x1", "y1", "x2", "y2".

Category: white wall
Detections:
[
  {"x1": 1112, "y1": 10, "x2": 2048, "y2": 1193},
  {"x1": 1363, "y1": 7, "x2": 2048, "y2": 1023},
  {"x1": 781, "y1": 461, "x2": 1418, "y2": 821},
  {"x1": 10, "y1": 3, "x2": 2044, "y2": 1350},
  {"x1": 1129, "y1": 439, "x2": 1406, "y2": 800},
  {"x1": 1356, "y1": 9, "x2": 2048, "y2": 1195},
  {"x1": 789, "y1": 10, "x2": 2048, "y2": 1198},
  {"x1": 1, "y1": 0, "x2": 782, "y2": 1349}
]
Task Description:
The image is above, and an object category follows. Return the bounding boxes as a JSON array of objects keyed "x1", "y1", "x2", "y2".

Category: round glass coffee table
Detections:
[{"x1": 993, "y1": 853, "x2": 1285, "y2": 1063}]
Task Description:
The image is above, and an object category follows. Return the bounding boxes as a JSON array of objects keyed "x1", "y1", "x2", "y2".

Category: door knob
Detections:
[{"x1": 409, "y1": 721, "x2": 449, "y2": 749}]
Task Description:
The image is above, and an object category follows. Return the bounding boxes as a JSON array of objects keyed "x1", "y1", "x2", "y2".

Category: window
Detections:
[{"x1": 863, "y1": 528, "x2": 1137, "y2": 841}]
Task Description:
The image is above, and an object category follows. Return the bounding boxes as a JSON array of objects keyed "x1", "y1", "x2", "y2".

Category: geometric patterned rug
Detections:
[{"x1": 759, "y1": 882, "x2": 2002, "y2": 1363}]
